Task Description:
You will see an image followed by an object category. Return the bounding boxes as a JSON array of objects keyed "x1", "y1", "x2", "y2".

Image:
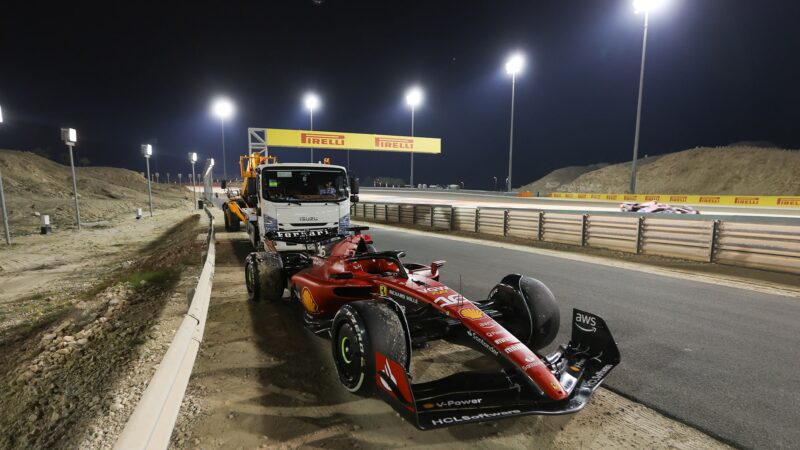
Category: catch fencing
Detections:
[
  {"x1": 351, "y1": 202, "x2": 800, "y2": 275},
  {"x1": 115, "y1": 207, "x2": 216, "y2": 450}
]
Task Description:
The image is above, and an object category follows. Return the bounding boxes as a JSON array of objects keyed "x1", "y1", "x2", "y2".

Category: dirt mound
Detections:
[
  {"x1": 516, "y1": 163, "x2": 608, "y2": 194},
  {"x1": 520, "y1": 146, "x2": 800, "y2": 195},
  {"x1": 0, "y1": 150, "x2": 191, "y2": 233}
]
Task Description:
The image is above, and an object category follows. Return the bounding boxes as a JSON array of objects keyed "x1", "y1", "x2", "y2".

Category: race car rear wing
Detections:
[{"x1": 375, "y1": 308, "x2": 620, "y2": 430}]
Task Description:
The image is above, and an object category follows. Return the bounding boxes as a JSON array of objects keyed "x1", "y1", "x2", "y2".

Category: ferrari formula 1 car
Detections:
[{"x1": 244, "y1": 227, "x2": 620, "y2": 430}]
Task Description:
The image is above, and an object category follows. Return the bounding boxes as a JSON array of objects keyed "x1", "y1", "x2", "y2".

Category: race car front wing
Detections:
[{"x1": 374, "y1": 308, "x2": 620, "y2": 430}]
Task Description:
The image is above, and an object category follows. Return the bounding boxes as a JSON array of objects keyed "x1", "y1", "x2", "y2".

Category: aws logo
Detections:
[{"x1": 575, "y1": 312, "x2": 597, "y2": 333}]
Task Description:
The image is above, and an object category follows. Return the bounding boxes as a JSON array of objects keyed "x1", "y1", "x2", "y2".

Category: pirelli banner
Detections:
[
  {"x1": 265, "y1": 128, "x2": 441, "y2": 154},
  {"x1": 548, "y1": 192, "x2": 800, "y2": 208}
]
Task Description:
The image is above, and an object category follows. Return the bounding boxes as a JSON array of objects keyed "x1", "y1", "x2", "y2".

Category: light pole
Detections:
[
  {"x1": 405, "y1": 86, "x2": 423, "y2": 188},
  {"x1": 304, "y1": 93, "x2": 320, "y2": 163},
  {"x1": 0, "y1": 105, "x2": 10, "y2": 244},
  {"x1": 61, "y1": 128, "x2": 81, "y2": 229},
  {"x1": 505, "y1": 52, "x2": 525, "y2": 192},
  {"x1": 629, "y1": 0, "x2": 663, "y2": 193},
  {"x1": 142, "y1": 144, "x2": 154, "y2": 217},
  {"x1": 211, "y1": 97, "x2": 234, "y2": 182},
  {"x1": 189, "y1": 152, "x2": 198, "y2": 209}
]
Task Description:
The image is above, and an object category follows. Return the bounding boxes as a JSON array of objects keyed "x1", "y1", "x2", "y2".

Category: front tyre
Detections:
[
  {"x1": 489, "y1": 274, "x2": 560, "y2": 351},
  {"x1": 331, "y1": 301, "x2": 409, "y2": 397}
]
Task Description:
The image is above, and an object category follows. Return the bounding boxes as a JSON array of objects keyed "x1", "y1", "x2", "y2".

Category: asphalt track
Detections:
[
  {"x1": 360, "y1": 188, "x2": 800, "y2": 223},
  {"x1": 365, "y1": 224, "x2": 800, "y2": 449}
]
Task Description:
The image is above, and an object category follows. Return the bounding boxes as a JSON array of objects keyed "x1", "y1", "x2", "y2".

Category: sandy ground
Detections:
[
  {"x1": 181, "y1": 221, "x2": 727, "y2": 449},
  {"x1": 0, "y1": 206, "x2": 197, "y2": 332}
]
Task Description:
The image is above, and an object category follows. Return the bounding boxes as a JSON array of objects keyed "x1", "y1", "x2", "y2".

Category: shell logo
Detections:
[
  {"x1": 301, "y1": 288, "x2": 318, "y2": 313},
  {"x1": 422, "y1": 403, "x2": 435, "y2": 409},
  {"x1": 459, "y1": 307, "x2": 484, "y2": 320}
]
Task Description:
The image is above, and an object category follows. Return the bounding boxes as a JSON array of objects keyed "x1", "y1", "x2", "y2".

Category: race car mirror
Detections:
[
  {"x1": 431, "y1": 260, "x2": 446, "y2": 275},
  {"x1": 350, "y1": 194, "x2": 359, "y2": 203},
  {"x1": 350, "y1": 177, "x2": 360, "y2": 194}
]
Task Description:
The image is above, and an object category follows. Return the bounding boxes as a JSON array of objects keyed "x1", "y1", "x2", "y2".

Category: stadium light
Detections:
[
  {"x1": 628, "y1": 0, "x2": 665, "y2": 193},
  {"x1": 405, "y1": 86, "x2": 424, "y2": 187},
  {"x1": 634, "y1": 0, "x2": 666, "y2": 14},
  {"x1": 505, "y1": 53, "x2": 525, "y2": 76},
  {"x1": 504, "y1": 52, "x2": 525, "y2": 191},
  {"x1": 141, "y1": 144, "x2": 154, "y2": 217},
  {"x1": 61, "y1": 127, "x2": 81, "y2": 229},
  {"x1": 211, "y1": 97, "x2": 234, "y2": 181},
  {"x1": 189, "y1": 152, "x2": 198, "y2": 209},
  {"x1": 304, "y1": 93, "x2": 320, "y2": 162}
]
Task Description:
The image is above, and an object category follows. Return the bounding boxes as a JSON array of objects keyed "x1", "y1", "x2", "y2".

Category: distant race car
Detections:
[
  {"x1": 244, "y1": 227, "x2": 620, "y2": 430},
  {"x1": 620, "y1": 201, "x2": 699, "y2": 214}
]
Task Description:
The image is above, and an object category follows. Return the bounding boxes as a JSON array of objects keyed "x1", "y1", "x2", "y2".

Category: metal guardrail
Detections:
[
  {"x1": 351, "y1": 202, "x2": 800, "y2": 275},
  {"x1": 115, "y1": 207, "x2": 216, "y2": 450}
]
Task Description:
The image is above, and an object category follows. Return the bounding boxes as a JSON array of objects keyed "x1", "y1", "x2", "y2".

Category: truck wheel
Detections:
[
  {"x1": 488, "y1": 274, "x2": 560, "y2": 351},
  {"x1": 331, "y1": 301, "x2": 409, "y2": 397},
  {"x1": 245, "y1": 252, "x2": 284, "y2": 302},
  {"x1": 224, "y1": 207, "x2": 240, "y2": 232}
]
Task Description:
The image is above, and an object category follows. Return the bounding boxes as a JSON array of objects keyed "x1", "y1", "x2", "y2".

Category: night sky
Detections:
[{"x1": 2, "y1": 0, "x2": 799, "y2": 189}]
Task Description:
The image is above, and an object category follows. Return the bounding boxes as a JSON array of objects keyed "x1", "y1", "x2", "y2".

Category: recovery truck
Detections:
[{"x1": 221, "y1": 152, "x2": 360, "y2": 300}]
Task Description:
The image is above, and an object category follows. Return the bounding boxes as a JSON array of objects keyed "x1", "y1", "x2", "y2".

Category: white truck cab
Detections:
[{"x1": 246, "y1": 163, "x2": 357, "y2": 252}]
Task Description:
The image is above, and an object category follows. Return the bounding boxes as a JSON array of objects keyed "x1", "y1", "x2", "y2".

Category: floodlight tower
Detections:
[
  {"x1": 504, "y1": 52, "x2": 525, "y2": 192},
  {"x1": 189, "y1": 152, "x2": 198, "y2": 209},
  {"x1": 629, "y1": 0, "x2": 665, "y2": 193},
  {"x1": 212, "y1": 97, "x2": 234, "y2": 181},
  {"x1": 61, "y1": 128, "x2": 81, "y2": 229},
  {"x1": 304, "y1": 93, "x2": 320, "y2": 162},
  {"x1": 405, "y1": 86, "x2": 423, "y2": 187},
  {"x1": 142, "y1": 144, "x2": 154, "y2": 217}
]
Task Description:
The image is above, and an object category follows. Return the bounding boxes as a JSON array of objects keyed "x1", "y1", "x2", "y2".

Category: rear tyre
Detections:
[
  {"x1": 331, "y1": 301, "x2": 409, "y2": 397},
  {"x1": 489, "y1": 274, "x2": 560, "y2": 351},
  {"x1": 245, "y1": 252, "x2": 285, "y2": 302}
]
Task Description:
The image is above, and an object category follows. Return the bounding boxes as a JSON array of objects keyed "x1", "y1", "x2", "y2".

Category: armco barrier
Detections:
[
  {"x1": 115, "y1": 208, "x2": 216, "y2": 450},
  {"x1": 351, "y1": 202, "x2": 800, "y2": 275}
]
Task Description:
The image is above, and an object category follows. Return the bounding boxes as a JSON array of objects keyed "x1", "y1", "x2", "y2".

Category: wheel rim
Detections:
[{"x1": 335, "y1": 323, "x2": 362, "y2": 387}]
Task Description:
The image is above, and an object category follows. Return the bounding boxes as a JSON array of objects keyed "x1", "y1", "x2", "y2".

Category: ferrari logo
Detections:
[{"x1": 379, "y1": 285, "x2": 388, "y2": 297}]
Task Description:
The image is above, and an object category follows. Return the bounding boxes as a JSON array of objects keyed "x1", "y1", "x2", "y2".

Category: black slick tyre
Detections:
[
  {"x1": 330, "y1": 301, "x2": 409, "y2": 397},
  {"x1": 245, "y1": 252, "x2": 284, "y2": 302},
  {"x1": 489, "y1": 274, "x2": 560, "y2": 351}
]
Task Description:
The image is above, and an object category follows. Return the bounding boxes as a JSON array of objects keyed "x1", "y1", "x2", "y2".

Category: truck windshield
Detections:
[{"x1": 262, "y1": 168, "x2": 348, "y2": 203}]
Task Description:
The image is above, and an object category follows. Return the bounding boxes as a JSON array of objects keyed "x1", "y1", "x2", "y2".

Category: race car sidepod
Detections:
[{"x1": 374, "y1": 308, "x2": 621, "y2": 430}]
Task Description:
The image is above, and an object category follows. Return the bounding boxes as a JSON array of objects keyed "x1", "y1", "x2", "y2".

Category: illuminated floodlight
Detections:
[
  {"x1": 505, "y1": 53, "x2": 525, "y2": 76},
  {"x1": 189, "y1": 152, "x2": 197, "y2": 163},
  {"x1": 209, "y1": 158, "x2": 215, "y2": 167},
  {"x1": 304, "y1": 93, "x2": 320, "y2": 111},
  {"x1": 634, "y1": 0, "x2": 666, "y2": 14},
  {"x1": 61, "y1": 128, "x2": 77, "y2": 145},
  {"x1": 405, "y1": 86, "x2": 424, "y2": 108},
  {"x1": 211, "y1": 97, "x2": 234, "y2": 119}
]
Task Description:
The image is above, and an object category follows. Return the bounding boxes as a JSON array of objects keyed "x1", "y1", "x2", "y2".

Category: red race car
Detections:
[{"x1": 244, "y1": 227, "x2": 620, "y2": 430}]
